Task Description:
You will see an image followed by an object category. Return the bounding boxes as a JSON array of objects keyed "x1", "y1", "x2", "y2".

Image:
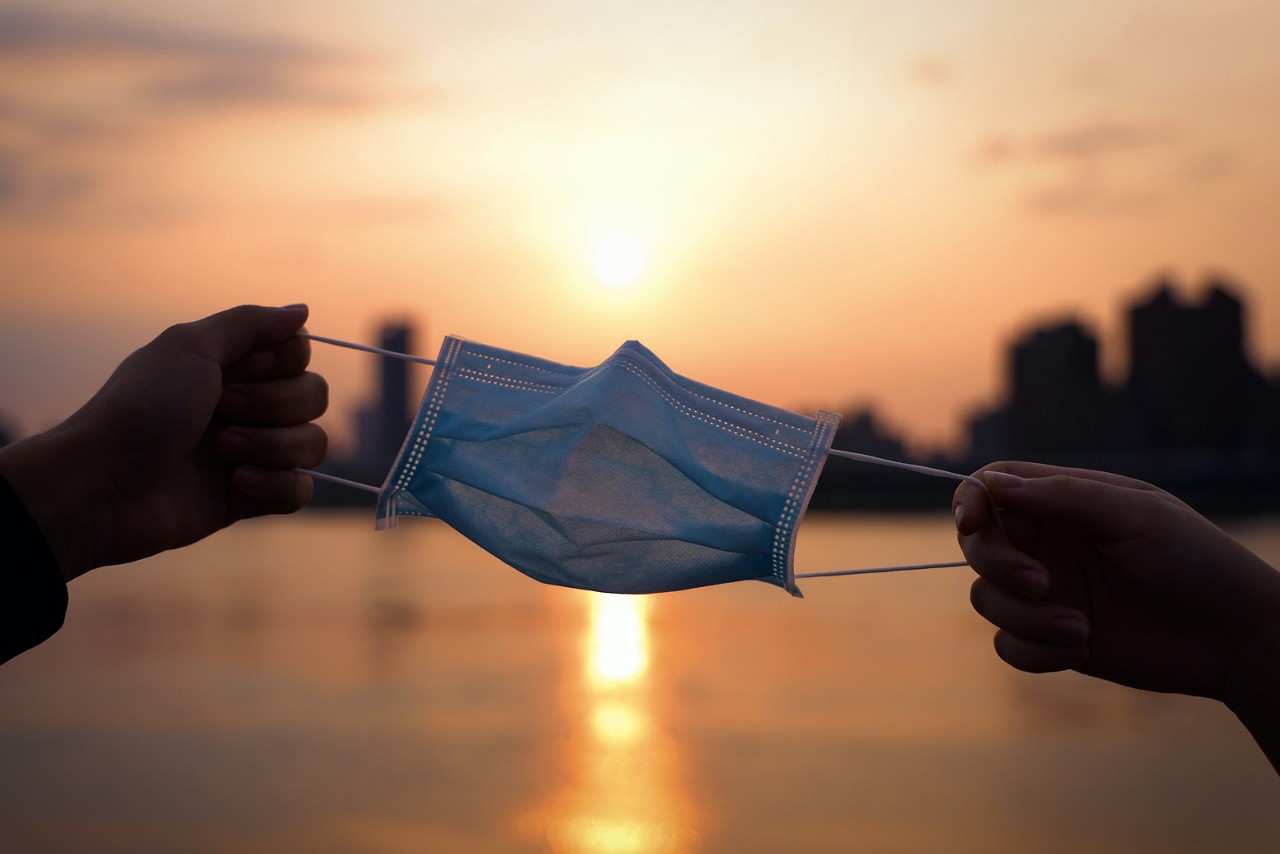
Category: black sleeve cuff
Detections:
[{"x1": 1, "y1": 473, "x2": 68, "y2": 664}]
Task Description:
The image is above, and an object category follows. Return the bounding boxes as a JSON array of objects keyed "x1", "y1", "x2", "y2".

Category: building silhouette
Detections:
[
  {"x1": 1009, "y1": 320, "x2": 1108, "y2": 458},
  {"x1": 1123, "y1": 279, "x2": 1267, "y2": 452},
  {"x1": 352, "y1": 322, "x2": 416, "y2": 478},
  {"x1": 819, "y1": 273, "x2": 1280, "y2": 511}
]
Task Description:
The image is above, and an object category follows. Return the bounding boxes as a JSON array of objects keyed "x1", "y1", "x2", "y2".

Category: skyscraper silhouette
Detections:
[
  {"x1": 1124, "y1": 279, "x2": 1265, "y2": 451},
  {"x1": 1006, "y1": 320, "x2": 1107, "y2": 458},
  {"x1": 352, "y1": 322, "x2": 417, "y2": 481}
]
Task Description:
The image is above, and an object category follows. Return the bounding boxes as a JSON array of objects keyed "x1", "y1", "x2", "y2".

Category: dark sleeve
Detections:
[{"x1": 1, "y1": 473, "x2": 68, "y2": 664}]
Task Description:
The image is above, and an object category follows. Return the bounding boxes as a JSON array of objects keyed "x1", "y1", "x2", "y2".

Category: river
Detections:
[{"x1": 1, "y1": 511, "x2": 1277, "y2": 853}]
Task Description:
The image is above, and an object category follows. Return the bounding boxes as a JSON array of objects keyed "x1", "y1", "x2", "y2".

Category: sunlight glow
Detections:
[
  {"x1": 588, "y1": 594, "x2": 648, "y2": 685},
  {"x1": 591, "y1": 699, "x2": 648, "y2": 744},
  {"x1": 550, "y1": 815, "x2": 680, "y2": 854},
  {"x1": 582, "y1": 207, "x2": 649, "y2": 289},
  {"x1": 590, "y1": 231, "x2": 645, "y2": 287}
]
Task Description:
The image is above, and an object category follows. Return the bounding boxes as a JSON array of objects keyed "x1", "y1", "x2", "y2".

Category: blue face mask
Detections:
[{"x1": 375, "y1": 336, "x2": 841, "y2": 597}]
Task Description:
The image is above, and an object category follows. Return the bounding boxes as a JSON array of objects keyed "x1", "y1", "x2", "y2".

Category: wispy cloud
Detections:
[
  {"x1": 0, "y1": 9, "x2": 342, "y2": 63},
  {"x1": 0, "y1": 10, "x2": 383, "y2": 219},
  {"x1": 977, "y1": 118, "x2": 1233, "y2": 216},
  {"x1": 1034, "y1": 120, "x2": 1177, "y2": 159}
]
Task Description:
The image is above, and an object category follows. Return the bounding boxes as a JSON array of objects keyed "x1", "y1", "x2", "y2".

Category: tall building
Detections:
[
  {"x1": 352, "y1": 322, "x2": 418, "y2": 480},
  {"x1": 1124, "y1": 279, "x2": 1265, "y2": 451},
  {"x1": 1004, "y1": 320, "x2": 1107, "y2": 458}
]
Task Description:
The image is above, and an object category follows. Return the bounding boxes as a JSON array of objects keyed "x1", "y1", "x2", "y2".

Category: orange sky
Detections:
[{"x1": 2, "y1": 1, "x2": 1279, "y2": 453}]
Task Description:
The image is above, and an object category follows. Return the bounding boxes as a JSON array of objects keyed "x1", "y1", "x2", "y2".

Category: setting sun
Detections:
[{"x1": 590, "y1": 230, "x2": 645, "y2": 287}]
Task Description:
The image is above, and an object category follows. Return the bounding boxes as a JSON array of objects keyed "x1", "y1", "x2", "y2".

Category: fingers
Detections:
[
  {"x1": 228, "y1": 467, "x2": 315, "y2": 520},
  {"x1": 216, "y1": 423, "x2": 327, "y2": 470},
  {"x1": 971, "y1": 578, "x2": 1090, "y2": 645},
  {"x1": 163, "y1": 304, "x2": 310, "y2": 367},
  {"x1": 217, "y1": 372, "x2": 328, "y2": 426},
  {"x1": 954, "y1": 461, "x2": 1172, "y2": 543},
  {"x1": 952, "y1": 479, "x2": 995, "y2": 536},
  {"x1": 992, "y1": 630, "x2": 1090, "y2": 673},
  {"x1": 958, "y1": 512, "x2": 1052, "y2": 597},
  {"x1": 972, "y1": 575, "x2": 1091, "y2": 674},
  {"x1": 979, "y1": 460, "x2": 1155, "y2": 490},
  {"x1": 979, "y1": 467, "x2": 1172, "y2": 541},
  {"x1": 217, "y1": 411, "x2": 327, "y2": 521},
  {"x1": 223, "y1": 333, "x2": 312, "y2": 384}
]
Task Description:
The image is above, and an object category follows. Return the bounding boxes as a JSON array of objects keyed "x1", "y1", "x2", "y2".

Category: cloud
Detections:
[
  {"x1": 0, "y1": 9, "x2": 341, "y2": 63},
  {"x1": 976, "y1": 118, "x2": 1227, "y2": 217},
  {"x1": 0, "y1": 143, "x2": 97, "y2": 214},
  {"x1": 0, "y1": 10, "x2": 385, "y2": 220},
  {"x1": 142, "y1": 62, "x2": 368, "y2": 110},
  {"x1": 1034, "y1": 120, "x2": 1177, "y2": 159},
  {"x1": 977, "y1": 119, "x2": 1177, "y2": 166},
  {"x1": 1025, "y1": 166, "x2": 1161, "y2": 216},
  {"x1": 0, "y1": 9, "x2": 369, "y2": 114}
]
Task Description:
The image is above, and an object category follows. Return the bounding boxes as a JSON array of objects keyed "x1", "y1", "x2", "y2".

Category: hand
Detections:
[
  {"x1": 953, "y1": 462, "x2": 1280, "y2": 705},
  {"x1": 0, "y1": 304, "x2": 328, "y2": 581}
]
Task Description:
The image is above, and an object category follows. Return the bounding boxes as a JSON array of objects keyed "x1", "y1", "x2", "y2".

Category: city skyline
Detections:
[
  {"x1": 296, "y1": 270, "x2": 1280, "y2": 510},
  {"x1": 818, "y1": 272, "x2": 1280, "y2": 511}
]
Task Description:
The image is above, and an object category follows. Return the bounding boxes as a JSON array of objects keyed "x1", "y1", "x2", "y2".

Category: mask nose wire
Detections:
[{"x1": 293, "y1": 334, "x2": 989, "y2": 577}]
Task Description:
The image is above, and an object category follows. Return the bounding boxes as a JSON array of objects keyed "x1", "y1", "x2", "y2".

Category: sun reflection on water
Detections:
[
  {"x1": 532, "y1": 592, "x2": 697, "y2": 854},
  {"x1": 589, "y1": 594, "x2": 649, "y2": 685}
]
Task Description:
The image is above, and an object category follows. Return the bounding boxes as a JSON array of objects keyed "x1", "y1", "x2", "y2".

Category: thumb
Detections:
[
  {"x1": 983, "y1": 469, "x2": 1166, "y2": 541},
  {"x1": 169, "y1": 304, "x2": 309, "y2": 367}
]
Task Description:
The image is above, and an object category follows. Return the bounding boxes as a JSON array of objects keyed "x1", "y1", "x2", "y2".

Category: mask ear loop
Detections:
[
  {"x1": 794, "y1": 450, "x2": 989, "y2": 578},
  {"x1": 300, "y1": 333, "x2": 438, "y2": 367},
  {"x1": 291, "y1": 333, "x2": 436, "y2": 494},
  {"x1": 295, "y1": 334, "x2": 992, "y2": 577}
]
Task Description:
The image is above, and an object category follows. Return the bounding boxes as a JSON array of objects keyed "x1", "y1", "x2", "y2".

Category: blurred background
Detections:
[{"x1": 2, "y1": 1, "x2": 1280, "y2": 851}]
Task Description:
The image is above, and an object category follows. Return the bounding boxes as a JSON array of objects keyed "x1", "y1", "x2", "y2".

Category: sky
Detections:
[{"x1": 2, "y1": 0, "x2": 1279, "y2": 453}]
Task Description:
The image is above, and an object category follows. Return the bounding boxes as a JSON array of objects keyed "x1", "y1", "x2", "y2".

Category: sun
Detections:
[{"x1": 591, "y1": 230, "x2": 646, "y2": 288}]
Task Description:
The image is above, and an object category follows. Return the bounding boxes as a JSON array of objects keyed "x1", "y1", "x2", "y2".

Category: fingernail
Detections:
[
  {"x1": 281, "y1": 303, "x2": 307, "y2": 311},
  {"x1": 1053, "y1": 616, "x2": 1090, "y2": 643},
  {"x1": 985, "y1": 471, "x2": 1026, "y2": 490},
  {"x1": 953, "y1": 503, "x2": 965, "y2": 530},
  {"x1": 1014, "y1": 566, "x2": 1049, "y2": 597}
]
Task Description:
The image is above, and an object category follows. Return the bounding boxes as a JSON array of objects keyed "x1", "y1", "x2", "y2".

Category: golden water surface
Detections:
[{"x1": 1, "y1": 512, "x2": 1277, "y2": 853}]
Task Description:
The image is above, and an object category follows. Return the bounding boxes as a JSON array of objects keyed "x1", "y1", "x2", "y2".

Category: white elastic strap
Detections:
[
  {"x1": 811, "y1": 449, "x2": 985, "y2": 578},
  {"x1": 303, "y1": 468, "x2": 381, "y2": 495},
  {"x1": 300, "y1": 333, "x2": 437, "y2": 366},
  {"x1": 827, "y1": 448, "x2": 988, "y2": 493},
  {"x1": 796, "y1": 561, "x2": 967, "y2": 578},
  {"x1": 295, "y1": 333, "x2": 432, "y2": 491}
]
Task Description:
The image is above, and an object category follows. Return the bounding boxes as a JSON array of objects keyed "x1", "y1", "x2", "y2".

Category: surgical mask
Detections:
[{"x1": 303, "y1": 334, "x2": 984, "y2": 596}]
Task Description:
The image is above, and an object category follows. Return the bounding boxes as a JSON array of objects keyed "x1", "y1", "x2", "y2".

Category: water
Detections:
[{"x1": 1, "y1": 512, "x2": 1278, "y2": 853}]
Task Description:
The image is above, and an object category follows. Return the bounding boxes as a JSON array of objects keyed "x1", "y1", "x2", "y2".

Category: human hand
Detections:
[
  {"x1": 0, "y1": 304, "x2": 328, "y2": 581},
  {"x1": 953, "y1": 462, "x2": 1280, "y2": 706}
]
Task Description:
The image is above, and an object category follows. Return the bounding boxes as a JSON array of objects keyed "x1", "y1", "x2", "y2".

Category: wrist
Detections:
[
  {"x1": 1223, "y1": 605, "x2": 1280, "y2": 773},
  {"x1": 0, "y1": 424, "x2": 115, "y2": 582}
]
